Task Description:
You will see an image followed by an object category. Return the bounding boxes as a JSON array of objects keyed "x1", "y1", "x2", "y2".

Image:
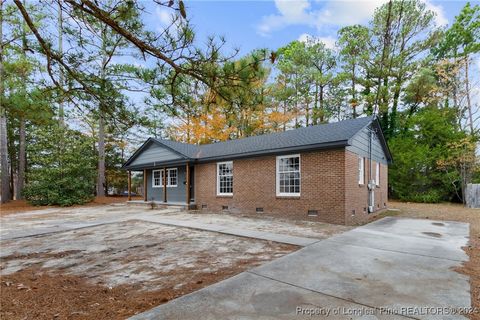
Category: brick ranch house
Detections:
[{"x1": 123, "y1": 116, "x2": 392, "y2": 225}]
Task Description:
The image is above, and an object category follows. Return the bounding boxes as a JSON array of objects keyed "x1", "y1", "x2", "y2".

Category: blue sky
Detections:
[{"x1": 145, "y1": 0, "x2": 477, "y2": 56}]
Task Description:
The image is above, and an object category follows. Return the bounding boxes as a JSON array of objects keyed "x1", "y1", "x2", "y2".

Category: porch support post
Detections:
[
  {"x1": 163, "y1": 167, "x2": 167, "y2": 203},
  {"x1": 185, "y1": 164, "x2": 190, "y2": 207},
  {"x1": 127, "y1": 171, "x2": 131, "y2": 201},
  {"x1": 143, "y1": 169, "x2": 147, "y2": 201}
]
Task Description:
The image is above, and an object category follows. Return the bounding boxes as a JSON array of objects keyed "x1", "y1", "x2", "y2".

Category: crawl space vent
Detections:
[{"x1": 307, "y1": 210, "x2": 318, "y2": 217}]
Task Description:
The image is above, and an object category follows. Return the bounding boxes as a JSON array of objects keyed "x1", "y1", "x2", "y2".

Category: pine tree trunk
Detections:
[
  {"x1": 97, "y1": 112, "x2": 105, "y2": 197},
  {"x1": 390, "y1": 76, "x2": 402, "y2": 136},
  {"x1": 319, "y1": 85, "x2": 324, "y2": 123},
  {"x1": 313, "y1": 82, "x2": 318, "y2": 125},
  {"x1": 0, "y1": 0, "x2": 10, "y2": 203},
  {"x1": 96, "y1": 30, "x2": 107, "y2": 197},
  {"x1": 374, "y1": 0, "x2": 392, "y2": 115},
  {"x1": 58, "y1": 0, "x2": 64, "y2": 126},
  {"x1": 0, "y1": 114, "x2": 9, "y2": 203},
  {"x1": 17, "y1": 117, "x2": 25, "y2": 199},
  {"x1": 305, "y1": 97, "x2": 310, "y2": 126},
  {"x1": 17, "y1": 0, "x2": 27, "y2": 200},
  {"x1": 352, "y1": 64, "x2": 357, "y2": 118},
  {"x1": 464, "y1": 55, "x2": 474, "y2": 135}
]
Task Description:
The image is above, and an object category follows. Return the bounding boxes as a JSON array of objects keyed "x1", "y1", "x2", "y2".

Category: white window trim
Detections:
[
  {"x1": 375, "y1": 162, "x2": 380, "y2": 187},
  {"x1": 152, "y1": 169, "x2": 162, "y2": 188},
  {"x1": 167, "y1": 168, "x2": 178, "y2": 188},
  {"x1": 276, "y1": 154, "x2": 301, "y2": 197},
  {"x1": 216, "y1": 161, "x2": 233, "y2": 196},
  {"x1": 152, "y1": 168, "x2": 178, "y2": 188},
  {"x1": 358, "y1": 157, "x2": 365, "y2": 185}
]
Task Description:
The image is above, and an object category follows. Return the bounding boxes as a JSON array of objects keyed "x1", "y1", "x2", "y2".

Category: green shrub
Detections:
[
  {"x1": 23, "y1": 125, "x2": 96, "y2": 206},
  {"x1": 388, "y1": 106, "x2": 467, "y2": 203}
]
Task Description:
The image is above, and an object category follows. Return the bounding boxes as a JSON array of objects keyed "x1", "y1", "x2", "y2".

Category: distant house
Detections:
[{"x1": 123, "y1": 116, "x2": 392, "y2": 225}]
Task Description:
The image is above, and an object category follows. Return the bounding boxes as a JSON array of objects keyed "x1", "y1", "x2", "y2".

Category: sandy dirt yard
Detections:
[
  {"x1": 3, "y1": 201, "x2": 474, "y2": 319},
  {"x1": 0, "y1": 204, "x2": 352, "y2": 320},
  {"x1": 0, "y1": 197, "x2": 140, "y2": 217},
  {"x1": 0, "y1": 219, "x2": 296, "y2": 319},
  {"x1": 386, "y1": 201, "x2": 480, "y2": 320}
]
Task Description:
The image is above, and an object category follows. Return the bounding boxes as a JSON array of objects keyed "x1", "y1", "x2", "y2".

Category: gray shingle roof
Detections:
[{"x1": 154, "y1": 116, "x2": 374, "y2": 161}]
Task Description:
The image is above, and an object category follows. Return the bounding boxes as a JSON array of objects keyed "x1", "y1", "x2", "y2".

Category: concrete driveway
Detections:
[{"x1": 131, "y1": 217, "x2": 471, "y2": 320}]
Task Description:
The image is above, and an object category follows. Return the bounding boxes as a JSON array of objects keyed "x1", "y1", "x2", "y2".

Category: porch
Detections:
[{"x1": 127, "y1": 163, "x2": 194, "y2": 207}]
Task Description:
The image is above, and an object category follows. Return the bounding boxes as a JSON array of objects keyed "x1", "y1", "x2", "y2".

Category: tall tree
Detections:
[
  {"x1": 370, "y1": 0, "x2": 438, "y2": 138},
  {"x1": 435, "y1": 2, "x2": 480, "y2": 135},
  {"x1": 16, "y1": 0, "x2": 27, "y2": 200},
  {"x1": 0, "y1": 0, "x2": 11, "y2": 203},
  {"x1": 61, "y1": 0, "x2": 144, "y2": 196},
  {"x1": 306, "y1": 40, "x2": 336, "y2": 124},
  {"x1": 337, "y1": 25, "x2": 370, "y2": 118}
]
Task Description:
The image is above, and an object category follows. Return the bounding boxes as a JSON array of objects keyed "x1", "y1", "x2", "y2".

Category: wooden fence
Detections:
[{"x1": 466, "y1": 184, "x2": 480, "y2": 208}]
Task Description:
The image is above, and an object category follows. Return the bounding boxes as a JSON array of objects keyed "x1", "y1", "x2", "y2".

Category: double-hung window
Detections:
[
  {"x1": 217, "y1": 162, "x2": 233, "y2": 196},
  {"x1": 152, "y1": 168, "x2": 177, "y2": 188},
  {"x1": 358, "y1": 157, "x2": 365, "y2": 185},
  {"x1": 276, "y1": 155, "x2": 300, "y2": 196},
  {"x1": 168, "y1": 168, "x2": 178, "y2": 187},
  {"x1": 153, "y1": 170, "x2": 162, "y2": 187}
]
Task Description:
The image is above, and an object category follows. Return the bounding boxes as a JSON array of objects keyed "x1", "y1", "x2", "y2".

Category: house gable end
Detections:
[
  {"x1": 346, "y1": 118, "x2": 392, "y2": 165},
  {"x1": 123, "y1": 139, "x2": 184, "y2": 168}
]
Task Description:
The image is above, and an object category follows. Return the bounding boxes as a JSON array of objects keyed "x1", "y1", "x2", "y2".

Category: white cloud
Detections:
[
  {"x1": 156, "y1": 7, "x2": 173, "y2": 26},
  {"x1": 257, "y1": 0, "x2": 387, "y2": 36},
  {"x1": 258, "y1": 0, "x2": 315, "y2": 36},
  {"x1": 424, "y1": 0, "x2": 448, "y2": 27},
  {"x1": 257, "y1": 0, "x2": 448, "y2": 36},
  {"x1": 315, "y1": 0, "x2": 388, "y2": 26},
  {"x1": 276, "y1": 0, "x2": 311, "y2": 19},
  {"x1": 298, "y1": 33, "x2": 336, "y2": 49},
  {"x1": 298, "y1": 33, "x2": 311, "y2": 43}
]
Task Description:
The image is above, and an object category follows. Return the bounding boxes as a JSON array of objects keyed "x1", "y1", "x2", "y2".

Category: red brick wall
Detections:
[
  {"x1": 194, "y1": 149, "x2": 388, "y2": 225},
  {"x1": 344, "y1": 150, "x2": 388, "y2": 225}
]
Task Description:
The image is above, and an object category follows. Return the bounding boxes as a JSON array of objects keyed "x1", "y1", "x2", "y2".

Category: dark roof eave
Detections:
[
  {"x1": 372, "y1": 119, "x2": 393, "y2": 163},
  {"x1": 122, "y1": 140, "x2": 350, "y2": 170},
  {"x1": 122, "y1": 159, "x2": 191, "y2": 171},
  {"x1": 122, "y1": 138, "x2": 191, "y2": 169}
]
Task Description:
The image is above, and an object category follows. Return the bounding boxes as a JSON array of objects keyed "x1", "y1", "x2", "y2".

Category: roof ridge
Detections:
[
  {"x1": 152, "y1": 116, "x2": 374, "y2": 148},
  {"x1": 122, "y1": 116, "x2": 389, "y2": 169}
]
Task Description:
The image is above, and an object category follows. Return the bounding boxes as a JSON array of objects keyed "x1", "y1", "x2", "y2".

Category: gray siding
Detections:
[
  {"x1": 130, "y1": 142, "x2": 181, "y2": 166},
  {"x1": 146, "y1": 166, "x2": 193, "y2": 203},
  {"x1": 346, "y1": 126, "x2": 388, "y2": 164}
]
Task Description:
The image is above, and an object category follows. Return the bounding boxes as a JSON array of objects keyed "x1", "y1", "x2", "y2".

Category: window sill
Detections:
[
  {"x1": 216, "y1": 194, "x2": 233, "y2": 198},
  {"x1": 276, "y1": 195, "x2": 301, "y2": 199}
]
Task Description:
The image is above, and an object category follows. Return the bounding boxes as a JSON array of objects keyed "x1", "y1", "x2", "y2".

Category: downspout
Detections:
[{"x1": 368, "y1": 123, "x2": 375, "y2": 213}]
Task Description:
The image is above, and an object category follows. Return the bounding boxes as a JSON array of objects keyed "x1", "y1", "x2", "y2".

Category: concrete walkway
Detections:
[
  {"x1": 130, "y1": 217, "x2": 471, "y2": 320},
  {"x1": 1, "y1": 209, "x2": 319, "y2": 246},
  {"x1": 135, "y1": 214, "x2": 320, "y2": 246}
]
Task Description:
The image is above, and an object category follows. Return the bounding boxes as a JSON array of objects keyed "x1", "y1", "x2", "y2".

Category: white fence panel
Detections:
[{"x1": 466, "y1": 184, "x2": 480, "y2": 208}]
